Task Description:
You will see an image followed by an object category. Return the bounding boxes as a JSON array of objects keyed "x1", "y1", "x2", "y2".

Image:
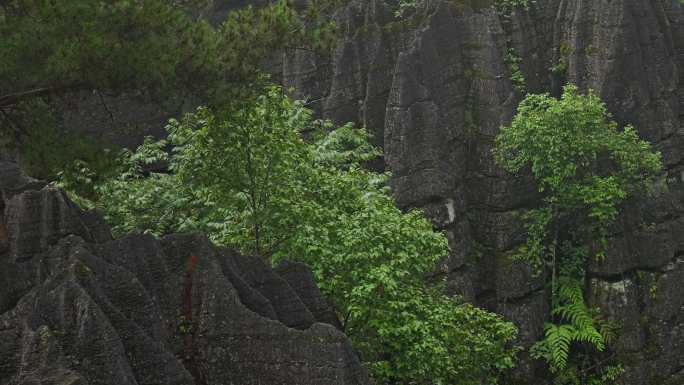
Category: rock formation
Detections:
[
  {"x1": 30, "y1": 0, "x2": 684, "y2": 383},
  {"x1": 283, "y1": 0, "x2": 684, "y2": 383},
  {"x1": 0, "y1": 161, "x2": 370, "y2": 385}
]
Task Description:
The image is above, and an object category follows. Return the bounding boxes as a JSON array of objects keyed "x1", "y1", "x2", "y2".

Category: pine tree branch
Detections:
[{"x1": 0, "y1": 84, "x2": 87, "y2": 108}]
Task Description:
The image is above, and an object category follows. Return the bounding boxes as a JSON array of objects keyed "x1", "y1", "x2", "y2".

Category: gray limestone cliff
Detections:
[
  {"x1": 26, "y1": 0, "x2": 684, "y2": 383},
  {"x1": 282, "y1": 0, "x2": 684, "y2": 383},
  {"x1": 0, "y1": 161, "x2": 370, "y2": 385}
]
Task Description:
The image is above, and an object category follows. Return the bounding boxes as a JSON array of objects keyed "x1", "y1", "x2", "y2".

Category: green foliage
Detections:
[
  {"x1": 496, "y1": 0, "x2": 531, "y2": 13},
  {"x1": 394, "y1": 0, "x2": 425, "y2": 17},
  {"x1": 1, "y1": 0, "x2": 335, "y2": 174},
  {"x1": 70, "y1": 87, "x2": 519, "y2": 384},
  {"x1": 494, "y1": 85, "x2": 662, "y2": 268},
  {"x1": 165, "y1": 90, "x2": 311, "y2": 255},
  {"x1": 393, "y1": 0, "x2": 531, "y2": 18},
  {"x1": 504, "y1": 48, "x2": 526, "y2": 94},
  {"x1": 550, "y1": 42, "x2": 573, "y2": 82},
  {"x1": 548, "y1": 360, "x2": 624, "y2": 385},
  {"x1": 504, "y1": 0, "x2": 531, "y2": 7},
  {"x1": 1, "y1": 0, "x2": 201, "y2": 97},
  {"x1": 311, "y1": 121, "x2": 382, "y2": 167},
  {"x1": 530, "y1": 279, "x2": 605, "y2": 372},
  {"x1": 0, "y1": 0, "x2": 329, "y2": 101},
  {"x1": 494, "y1": 84, "x2": 662, "y2": 383}
]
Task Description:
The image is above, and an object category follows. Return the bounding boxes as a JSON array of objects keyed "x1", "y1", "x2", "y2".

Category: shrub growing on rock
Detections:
[
  {"x1": 64, "y1": 87, "x2": 519, "y2": 384},
  {"x1": 494, "y1": 84, "x2": 662, "y2": 383}
]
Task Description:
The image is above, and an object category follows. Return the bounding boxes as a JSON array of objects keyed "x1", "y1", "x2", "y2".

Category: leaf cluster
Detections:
[
  {"x1": 66, "y1": 87, "x2": 519, "y2": 384},
  {"x1": 494, "y1": 84, "x2": 662, "y2": 268},
  {"x1": 504, "y1": 47, "x2": 526, "y2": 94},
  {"x1": 494, "y1": 85, "x2": 662, "y2": 383},
  {"x1": 531, "y1": 279, "x2": 604, "y2": 372}
]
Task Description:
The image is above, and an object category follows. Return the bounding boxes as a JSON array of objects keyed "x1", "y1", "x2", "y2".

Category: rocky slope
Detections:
[
  {"x1": 0, "y1": 161, "x2": 370, "y2": 385},
  {"x1": 283, "y1": 0, "x2": 684, "y2": 383}
]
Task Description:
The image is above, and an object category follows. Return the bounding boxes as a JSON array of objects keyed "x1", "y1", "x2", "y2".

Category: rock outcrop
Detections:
[
  {"x1": 283, "y1": 0, "x2": 684, "y2": 383},
  {"x1": 0, "y1": 161, "x2": 370, "y2": 385}
]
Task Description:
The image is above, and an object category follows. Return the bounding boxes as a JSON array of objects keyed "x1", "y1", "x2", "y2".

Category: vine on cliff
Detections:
[
  {"x1": 494, "y1": 85, "x2": 662, "y2": 384},
  {"x1": 504, "y1": 47, "x2": 526, "y2": 94}
]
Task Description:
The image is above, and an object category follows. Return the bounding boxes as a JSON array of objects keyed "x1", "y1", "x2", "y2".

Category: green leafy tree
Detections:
[
  {"x1": 66, "y1": 87, "x2": 519, "y2": 384},
  {"x1": 166, "y1": 91, "x2": 312, "y2": 256},
  {"x1": 494, "y1": 85, "x2": 662, "y2": 383}
]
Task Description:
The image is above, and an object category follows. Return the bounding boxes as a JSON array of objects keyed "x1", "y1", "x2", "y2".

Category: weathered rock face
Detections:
[
  {"x1": 283, "y1": 0, "x2": 684, "y2": 383},
  {"x1": 0, "y1": 161, "x2": 370, "y2": 385},
  {"x1": 58, "y1": 91, "x2": 184, "y2": 150}
]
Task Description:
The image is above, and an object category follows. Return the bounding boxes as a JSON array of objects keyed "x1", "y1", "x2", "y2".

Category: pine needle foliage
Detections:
[{"x1": 0, "y1": 0, "x2": 335, "y2": 175}]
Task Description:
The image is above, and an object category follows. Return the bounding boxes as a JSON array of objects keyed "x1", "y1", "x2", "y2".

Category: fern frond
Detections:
[
  {"x1": 553, "y1": 302, "x2": 595, "y2": 332},
  {"x1": 571, "y1": 327, "x2": 605, "y2": 351},
  {"x1": 557, "y1": 277, "x2": 584, "y2": 303},
  {"x1": 544, "y1": 323, "x2": 574, "y2": 371},
  {"x1": 542, "y1": 278, "x2": 607, "y2": 373}
]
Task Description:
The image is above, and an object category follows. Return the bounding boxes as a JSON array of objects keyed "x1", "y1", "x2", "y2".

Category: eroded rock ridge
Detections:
[{"x1": 0, "y1": 161, "x2": 370, "y2": 385}]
